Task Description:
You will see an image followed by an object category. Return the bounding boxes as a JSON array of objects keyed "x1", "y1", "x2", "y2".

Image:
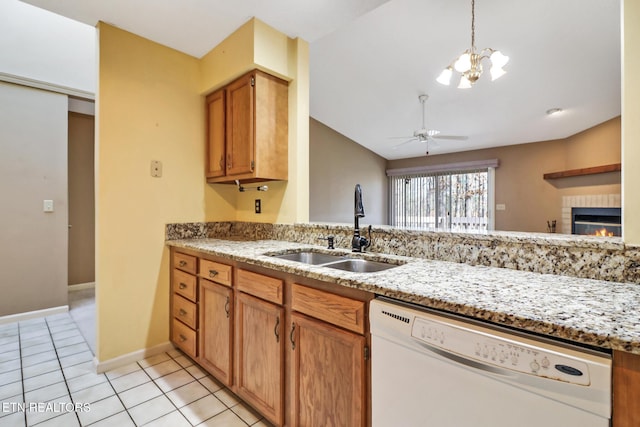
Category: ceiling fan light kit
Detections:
[{"x1": 437, "y1": 0, "x2": 509, "y2": 88}]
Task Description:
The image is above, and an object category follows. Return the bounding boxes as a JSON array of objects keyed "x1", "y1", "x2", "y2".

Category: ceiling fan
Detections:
[{"x1": 392, "y1": 94, "x2": 468, "y2": 155}]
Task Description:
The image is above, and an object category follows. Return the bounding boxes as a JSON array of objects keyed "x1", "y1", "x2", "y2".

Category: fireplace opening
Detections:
[{"x1": 571, "y1": 207, "x2": 621, "y2": 237}]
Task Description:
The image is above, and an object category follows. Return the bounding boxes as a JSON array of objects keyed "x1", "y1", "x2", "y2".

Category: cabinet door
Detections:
[
  {"x1": 236, "y1": 292, "x2": 284, "y2": 426},
  {"x1": 206, "y1": 89, "x2": 226, "y2": 178},
  {"x1": 226, "y1": 73, "x2": 255, "y2": 176},
  {"x1": 290, "y1": 313, "x2": 366, "y2": 427},
  {"x1": 199, "y1": 279, "x2": 233, "y2": 386}
]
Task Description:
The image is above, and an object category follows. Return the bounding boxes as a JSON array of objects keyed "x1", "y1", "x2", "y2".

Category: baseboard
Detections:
[
  {"x1": 93, "y1": 341, "x2": 176, "y2": 374},
  {"x1": 68, "y1": 282, "x2": 95, "y2": 291},
  {"x1": 0, "y1": 305, "x2": 69, "y2": 325}
]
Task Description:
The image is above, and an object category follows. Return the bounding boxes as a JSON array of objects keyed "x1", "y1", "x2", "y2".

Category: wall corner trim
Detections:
[{"x1": 94, "y1": 341, "x2": 175, "y2": 374}]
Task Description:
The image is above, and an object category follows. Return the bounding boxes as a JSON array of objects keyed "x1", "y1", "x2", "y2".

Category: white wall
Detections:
[
  {"x1": 0, "y1": 0, "x2": 96, "y2": 94},
  {"x1": 0, "y1": 81, "x2": 69, "y2": 315}
]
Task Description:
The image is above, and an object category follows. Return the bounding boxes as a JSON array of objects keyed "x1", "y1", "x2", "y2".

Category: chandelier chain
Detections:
[{"x1": 471, "y1": 0, "x2": 476, "y2": 50}]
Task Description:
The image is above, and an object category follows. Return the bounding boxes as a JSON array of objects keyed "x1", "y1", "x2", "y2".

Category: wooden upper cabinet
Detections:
[
  {"x1": 226, "y1": 73, "x2": 255, "y2": 177},
  {"x1": 205, "y1": 69, "x2": 288, "y2": 184},
  {"x1": 206, "y1": 89, "x2": 225, "y2": 179}
]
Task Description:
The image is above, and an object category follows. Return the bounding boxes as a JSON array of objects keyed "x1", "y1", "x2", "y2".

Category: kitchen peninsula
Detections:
[{"x1": 166, "y1": 221, "x2": 640, "y2": 427}]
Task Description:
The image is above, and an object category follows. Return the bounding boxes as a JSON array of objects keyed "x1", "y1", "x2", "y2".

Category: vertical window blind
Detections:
[{"x1": 389, "y1": 168, "x2": 490, "y2": 230}]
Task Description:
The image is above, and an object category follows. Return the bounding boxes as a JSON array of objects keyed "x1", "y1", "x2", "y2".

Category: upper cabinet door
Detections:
[
  {"x1": 206, "y1": 89, "x2": 226, "y2": 179},
  {"x1": 225, "y1": 73, "x2": 255, "y2": 177}
]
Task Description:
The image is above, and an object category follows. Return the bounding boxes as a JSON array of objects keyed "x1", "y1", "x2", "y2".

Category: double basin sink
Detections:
[{"x1": 269, "y1": 250, "x2": 400, "y2": 273}]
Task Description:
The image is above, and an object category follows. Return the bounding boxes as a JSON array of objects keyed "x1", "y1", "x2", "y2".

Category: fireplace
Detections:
[{"x1": 571, "y1": 207, "x2": 621, "y2": 236}]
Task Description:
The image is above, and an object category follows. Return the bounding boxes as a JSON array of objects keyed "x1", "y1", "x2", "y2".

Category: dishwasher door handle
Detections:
[{"x1": 414, "y1": 340, "x2": 517, "y2": 379}]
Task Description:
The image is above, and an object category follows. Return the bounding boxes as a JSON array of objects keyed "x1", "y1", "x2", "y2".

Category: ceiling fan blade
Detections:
[
  {"x1": 431, "y1": 135, "x2": 468, "y2": 141},
  {"x1": 388, "y1": 135, "x2": 415, "y2": 140},
  {"x1": 393, "y1": 138, "x2": 418, "y2": 149}
]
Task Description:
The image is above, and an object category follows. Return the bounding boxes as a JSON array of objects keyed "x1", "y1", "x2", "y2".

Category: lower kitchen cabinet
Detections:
[
  {"x1": 169, "y1": 249, "x2": 371, "y2": 426},
  {"x1": 198, "y1": 278, "x2": 233, "y2": 387},
  {"x1": 235, "y1": 291, "x2": 285, "y2": 426},
  {"x1": 289, "y1": 312, "x2": 366, "y2": 427}
]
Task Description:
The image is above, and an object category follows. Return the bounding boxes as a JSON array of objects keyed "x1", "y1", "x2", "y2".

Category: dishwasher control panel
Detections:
[{"x1": 411, "y1": 316, "x2": 591, "y2": 386}]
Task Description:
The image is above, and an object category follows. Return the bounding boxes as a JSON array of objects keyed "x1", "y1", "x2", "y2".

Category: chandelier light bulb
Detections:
[
  {"x1": 490, "y1": 66, "x2": 506, "y2": 81},
  {"x1": 457, "y1": 75, "x2": 472, "y2": 89},
  {"x1": 436, "y1": 67, "x2": 453, "y2": 85},
  {"x1": 490, "y1": 50, "x2": 509, "y2": 68},
  {"x1": 454, "y1": 52, "x2": 472, "y2": 73}
]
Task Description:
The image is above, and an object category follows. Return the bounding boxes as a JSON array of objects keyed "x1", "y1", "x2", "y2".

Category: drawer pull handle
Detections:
[
  {"x1": 224, "y1": 296, "x2": 230, "y2": 319},
  {"x1": 290, "y1": 322, "x2": 296, "y2": 350},
  {"x1": 179, "y1": 309, "x2": 187, "y2": 316},
  {"x1": 209, "y1": 270, "x2": 218, "y2": 278},
  {"x1": 179, "y1": 334, "x2": 187, "y2": 342},
  {"x1": 179, "y1": 283, "x2": 187, "y2": 290},
  {"x1": 219, "y1": 157, "x2": 224, "y2": 169},
  {"x1": 274, "y1": 316, "x2": 280, "y2": 342},
  {"x1": 178, "y1": 260, "x2": 187, "y2": 267}
]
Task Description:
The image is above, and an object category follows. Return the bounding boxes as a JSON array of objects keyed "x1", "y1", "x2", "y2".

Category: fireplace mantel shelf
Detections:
[{"x1": 543, "y1": 163, "x2": 621, "y2": 180}]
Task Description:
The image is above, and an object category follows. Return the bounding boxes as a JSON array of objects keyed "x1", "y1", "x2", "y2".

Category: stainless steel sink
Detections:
[
  {"x1": 271, "y1": 251, "x2": 345, "y2": 265},
  {"x1": 323, "y1": 258, "x2": 398, "y2": 273},
  {"x1": 269, "y1": 250, "x2": 400, "y2": 272}
]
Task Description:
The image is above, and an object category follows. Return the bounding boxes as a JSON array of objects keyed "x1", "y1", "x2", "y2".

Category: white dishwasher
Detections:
[{"x1": 370, "y1": 297, "x2": 611, "y2": 427}]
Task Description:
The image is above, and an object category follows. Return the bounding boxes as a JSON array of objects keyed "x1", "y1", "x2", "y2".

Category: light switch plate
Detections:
[
  {"x1": 43, "y1": 200, "x2": 54, "y2": 212},
  {"x1": 151, "y1": 160, "x2": 162, "y2": 177}
]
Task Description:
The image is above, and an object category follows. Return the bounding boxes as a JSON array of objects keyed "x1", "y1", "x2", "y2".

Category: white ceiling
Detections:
[{"x1": 22, "y1": 0, "x2": 621, "y2": 160}]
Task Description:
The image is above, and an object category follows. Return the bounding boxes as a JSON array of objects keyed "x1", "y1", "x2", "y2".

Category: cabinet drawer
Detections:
[
  {"x1": 172, "y1": 318, "x2": 196, "y2": 358},
  {"x1": 173, "y1": 294, "x2": 197, "y2": 329},
  {"x1": 173, "y1": 252, "x2": 197, "y2": 274},
  {"x1": 199, "y1": 259, "x2": 232, "y2": 287},
  {"x1": 292, "y1": 284, "x2": 366, "y2": 334},
  {"x1": 237, "y1": 269, "x2": 283, "y2": 305},
  {"x1": 173, "y1": 269, "x2": 197, "y2": 302}
]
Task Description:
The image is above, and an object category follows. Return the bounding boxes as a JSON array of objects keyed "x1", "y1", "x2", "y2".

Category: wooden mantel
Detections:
[{"x1": 543, "y1": 163, "x2": 621, "y2": 180}]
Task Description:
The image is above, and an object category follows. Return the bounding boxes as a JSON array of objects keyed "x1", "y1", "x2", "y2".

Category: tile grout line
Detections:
[
  {"x1": 17, "y1": 322, "x2": 27, "y2": 427},
  {"x1": 42, "y1": 316, "x2": 82, "y2": 427}
]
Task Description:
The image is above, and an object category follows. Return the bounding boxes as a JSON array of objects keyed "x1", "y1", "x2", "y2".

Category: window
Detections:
[{"x1": 388, "y1": 161, "x2": 497, "y2": 231}]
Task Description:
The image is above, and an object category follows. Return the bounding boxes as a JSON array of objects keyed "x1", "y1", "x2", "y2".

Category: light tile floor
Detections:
[{"x1": 0, "y1": 313, "x2": 273, "y2": 426}]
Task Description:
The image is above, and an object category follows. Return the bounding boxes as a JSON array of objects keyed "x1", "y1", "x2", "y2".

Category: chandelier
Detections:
[{"x1": 436, "y1": 0, "x2": 509, "y2": 88}]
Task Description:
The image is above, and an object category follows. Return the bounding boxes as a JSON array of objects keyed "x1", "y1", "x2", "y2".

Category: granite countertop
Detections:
[{"x1": 167, "y1": 238, "x2": 640, "y2": 355}]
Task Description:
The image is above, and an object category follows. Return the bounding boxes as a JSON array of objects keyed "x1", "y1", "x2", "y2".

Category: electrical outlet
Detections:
[
  {"x1": 496, "y1": 203, "x2": 506, "y2": 211},
  {"x1": 151, "y1": 160, "x2": 162, "y2": 177},
  {"x1": 255, "y1": 199, "x2": 261, "y2": 214}
]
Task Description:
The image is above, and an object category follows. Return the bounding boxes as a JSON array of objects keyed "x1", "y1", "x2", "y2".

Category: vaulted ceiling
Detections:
[{"x1": 23, "y1": 0, "x2": 621, "y2": 160}]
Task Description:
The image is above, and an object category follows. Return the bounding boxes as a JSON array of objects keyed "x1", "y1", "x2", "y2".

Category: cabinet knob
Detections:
[
  {"x1": 179, "y1": 283, "x2": 187, "y2": 290},
  {"x1": 179, "y1": 260, "x2": 187, "y2": 267},
  {"x1": 179, "y1": 308, "x2": 187, "y2": 316},
  {"x1": 209, "y1": 270, "x2": 218, "y2": 278},
  {"x1": 179, "y1": 334, "x2": 187, "y2": 342}
]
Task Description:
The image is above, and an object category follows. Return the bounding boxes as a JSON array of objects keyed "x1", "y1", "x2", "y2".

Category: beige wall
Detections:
[
  {"x1": 96, "y1": 20, "x2": 308, "y2": 363},
  {"x1": 96, "y1": 23, "x2": 226, "y2": 361},
  {"x1": 623, "y1": 0, "x2": 640, "y2": 244},
  {"x1": 387, "y1": 117, "x2": 621, "y2": 232},
  {"x1": 68, "y1": 112, "x2": 95, "y2": 285},
  {"x1": 309, "y1": 118, "x2": 388, "y2": 225},
  {"x1": 0, "y1": 81, "x2": 69, "y2": 315}
]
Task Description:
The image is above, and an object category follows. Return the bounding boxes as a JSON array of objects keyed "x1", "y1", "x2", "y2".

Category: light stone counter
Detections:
[{"x1": 167, "y1": 238, "x2": 640, "y2": 355}]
